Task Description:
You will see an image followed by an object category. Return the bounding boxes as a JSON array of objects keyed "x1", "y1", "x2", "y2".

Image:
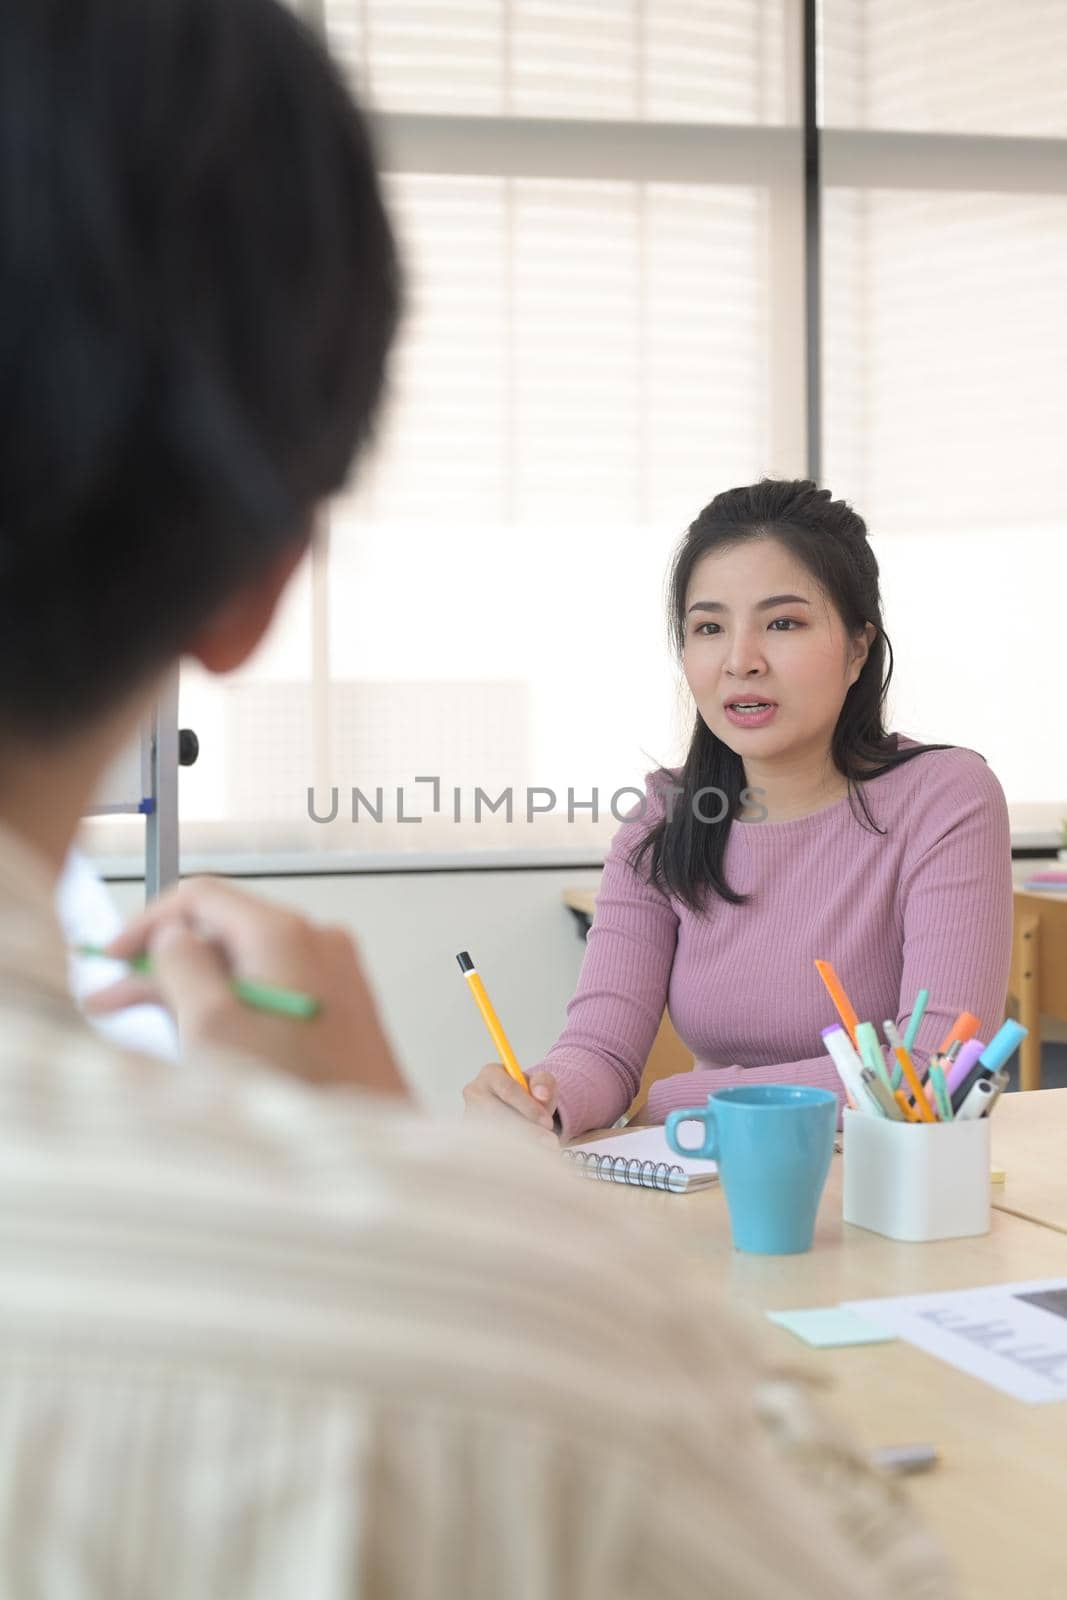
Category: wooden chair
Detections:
[
  {"x1": 562, "y1": 887, "x2": 695, "y2": 1119},
  {"x1": 625, "y1": 1009, "x2": 694, "y2": 1121},
  {"x1": 1008, "y1": 887, "x2": 1067, "y2": 1091}
]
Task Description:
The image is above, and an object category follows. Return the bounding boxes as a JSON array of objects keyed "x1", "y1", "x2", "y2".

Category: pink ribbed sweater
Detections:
[{"x1": 540, "y1": 738, "x2": 1014, "y2": 1140}]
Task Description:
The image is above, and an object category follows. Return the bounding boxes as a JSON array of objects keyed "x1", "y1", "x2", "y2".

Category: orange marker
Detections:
[
  {"x1": 939, "y1": 1012, "x2": 980, "y2": 1053},
  {"x1": 814, "y1": 960, "x2": 860, "y2": 1049}
]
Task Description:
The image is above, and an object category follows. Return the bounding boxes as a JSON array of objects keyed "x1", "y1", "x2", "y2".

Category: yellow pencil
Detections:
[
  {"x1": 884, "y1": 1019, "x2": 936, "y2": 1122},
  {"x1": 894, "y1": 1089, "x2": 920, "y2": 1123},
  {"x1": 814, "y1": 959, "x2": 860, "y2": 1049},
  {"x1": 456, "y1": 951, "x2": 530, "y2": 1094},
  {"x1": 892, "y1": 1045, "x2": 936, "y2": 1122}
]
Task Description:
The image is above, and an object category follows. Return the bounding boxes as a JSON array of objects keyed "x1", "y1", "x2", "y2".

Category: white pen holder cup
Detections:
[{"x1": 842, "y1": 1109, "x2": 990, "y2": 1242}]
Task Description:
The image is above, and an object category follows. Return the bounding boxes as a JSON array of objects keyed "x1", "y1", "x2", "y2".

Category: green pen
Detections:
[
  {"x1": 928, "y1": 1062, "x2": 954, "y2": 1122},
  {"x1": 74, "y1": 943, "x2": 320, "y2": 1019},
  {"x1": 903, "y1": 987, "x2": 929, "y2": 1053},
  {"x1": 855, "y1": 1020, "x2": 894, "y2": 1092}
]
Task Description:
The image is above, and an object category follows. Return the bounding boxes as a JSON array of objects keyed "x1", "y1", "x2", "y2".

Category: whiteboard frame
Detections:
[
  {"x1": 146, "y1": 675, "x2": 180, "y2": 897},
  {"x1": 84, "y1": 674, "x2": 180, "y2": 897}
]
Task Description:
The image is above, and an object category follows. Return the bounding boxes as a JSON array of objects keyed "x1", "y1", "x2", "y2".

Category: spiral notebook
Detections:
[{"x1": 563, "y1": 1125, "x2": 719, "y2": 1194}]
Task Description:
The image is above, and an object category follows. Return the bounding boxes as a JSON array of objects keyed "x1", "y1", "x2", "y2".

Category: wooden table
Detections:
[
  {"x1": 991, "y1": 1085, "x2": 1067, "y2": 1235},
  {"x1": 581, "y1": 1090, "x2": 1067, "y2": 1600}
]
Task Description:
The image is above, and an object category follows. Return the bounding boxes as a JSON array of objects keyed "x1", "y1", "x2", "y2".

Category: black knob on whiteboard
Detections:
[{"x1": 179, "y1": 728, "x2": 199, "y2": 767}]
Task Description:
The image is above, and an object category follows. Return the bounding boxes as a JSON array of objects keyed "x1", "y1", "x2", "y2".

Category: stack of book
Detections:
[{"x1": 1022, "y1": 867, "x2": 1067, "y2": 892}]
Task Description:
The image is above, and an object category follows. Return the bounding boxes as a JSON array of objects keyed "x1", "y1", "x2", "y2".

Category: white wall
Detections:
[{"x1": 108, "y1": 868, "x2": 602, "y2": 1112}]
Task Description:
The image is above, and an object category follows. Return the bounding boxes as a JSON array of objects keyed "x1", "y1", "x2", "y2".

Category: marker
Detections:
[
  {"x1": 856, "y1": 1021, "x2": 894, "y2": 1093},
  {"x1": 821, "y1": 1024, "x2": 868, "y2": 1111},
  {"x1": 928, "y1": 1062, "x2": 953, "y2": 1121},
  {"x1": 456, "y1": 951, "x2": 530, "y2": 1094},
  {"x1": 950, "y1": 1064, "x2": 993, "y2": 1114},
  {"x1": 977, "y1": 1019, "x2": 1028, "y2": 1076},
  {"x1": 902, "y1": 989, "x2": 929, "y2": 1053},
  {"x1": 942, "y1": 1037, "x2": 986, "y2": 1101},
  {"x1": 74, "y1": 942, "x2": 319, "y2": 1018},
  {"x1": 814, "y1": 960, "x2": 860, "y2": 1048},
  {"x1": 955, "y1": 1077, "x2": 998, "y2": 1120},
  {"x1": 949, "y1": 1021, "x2": 1027, "y2": 1114},
  {"x1": 938, "y1": 1011, "x2": 980, "y2": 1053}
]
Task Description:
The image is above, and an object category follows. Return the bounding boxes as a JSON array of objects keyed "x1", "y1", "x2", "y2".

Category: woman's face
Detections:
[{"x1": 681, "y1": 536, "x2": 872, "y2": 763}]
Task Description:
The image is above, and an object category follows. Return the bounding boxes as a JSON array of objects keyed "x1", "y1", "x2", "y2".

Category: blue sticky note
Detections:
[{"x1": 767, "y1": 1307, "x2": 896, "y2": 1348}]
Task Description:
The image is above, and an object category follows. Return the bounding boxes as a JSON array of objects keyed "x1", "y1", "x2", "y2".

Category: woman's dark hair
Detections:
[
  {"x1": 631, "y1": 478, "x2": 956, "y2": 911},
  {"x1": 0, "y1": 0, "x2": 401, "y2": 737}
]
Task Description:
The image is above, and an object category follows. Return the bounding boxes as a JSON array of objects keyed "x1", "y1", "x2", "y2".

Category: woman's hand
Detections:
[
  {"x1": 462, "y1": 1064, "x2": 560, "y2": 1146},
  {"x1": 85, "y1": 876, "x2": 408, "y2": 1098}
]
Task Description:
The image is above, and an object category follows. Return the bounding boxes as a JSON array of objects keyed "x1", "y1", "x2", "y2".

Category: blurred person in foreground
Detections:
[{"x1": 0, "y1": 1, "x2": 954, "y2": 1595}]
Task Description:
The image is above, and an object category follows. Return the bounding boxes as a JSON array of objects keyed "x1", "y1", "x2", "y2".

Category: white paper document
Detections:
[
  {"x1": 60, "y1": 849, "x2": 178, "y2": 1063},
  {"x1": 844, "y1": 1278, "x2": 1067, "y2": 1404}
]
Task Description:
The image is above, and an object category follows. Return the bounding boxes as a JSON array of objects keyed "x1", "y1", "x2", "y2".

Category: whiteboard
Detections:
[{"x1": 86, "y1": 722, "x2": 154, "y2": 816}]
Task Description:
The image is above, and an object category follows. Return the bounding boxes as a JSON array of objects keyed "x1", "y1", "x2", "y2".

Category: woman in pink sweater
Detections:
[{"x1": 463, "y1": 478, "x2": 1013, "y2": 1141}]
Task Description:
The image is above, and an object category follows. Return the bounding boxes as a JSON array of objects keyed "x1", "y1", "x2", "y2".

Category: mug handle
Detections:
[{"x1": 665, "y1": 1105, "x2": 718, "y2": 1162}]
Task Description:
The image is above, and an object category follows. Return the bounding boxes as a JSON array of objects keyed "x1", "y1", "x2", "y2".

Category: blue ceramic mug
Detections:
[{"x1": 665, "y1": 1086, "x2": 837, "y2": 1255}]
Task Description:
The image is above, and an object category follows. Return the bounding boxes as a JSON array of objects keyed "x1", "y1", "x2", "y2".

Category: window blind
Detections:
[
  {"x1": 821, "y1": 0, "x2": 1067, "y2": 839},
  {"x1": 81, "y1": 0, "x2": 1067, "y2": 867},
  {"x1": 160, "y1": 0, "x2": 806, "y2": 864}
]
